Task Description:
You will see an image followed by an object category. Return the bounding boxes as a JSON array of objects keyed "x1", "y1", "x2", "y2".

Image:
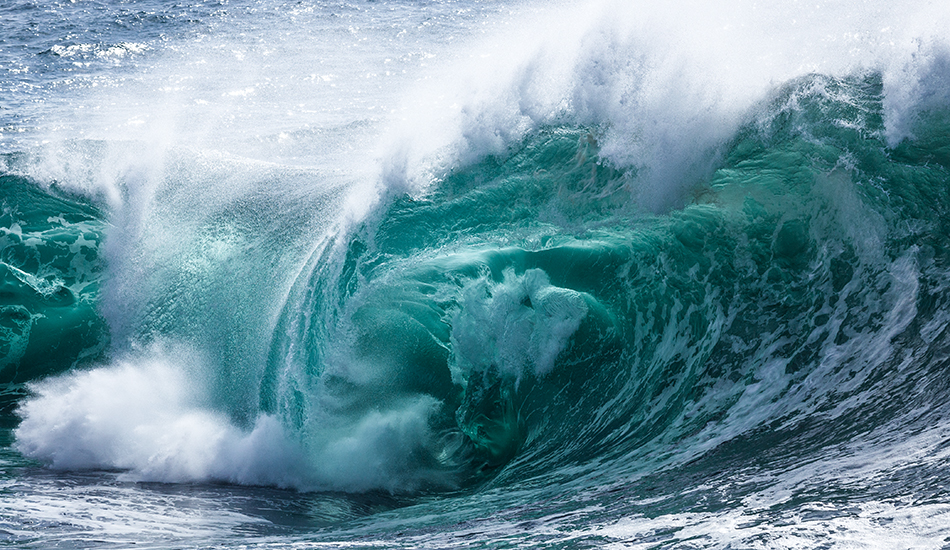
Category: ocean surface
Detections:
[{"x1": 3, "y1": 0, "x2": 950, "y2": 547}]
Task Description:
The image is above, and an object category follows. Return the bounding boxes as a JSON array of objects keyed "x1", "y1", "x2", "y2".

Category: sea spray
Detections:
[{"x1": 3, "y1": 0, "x2": 950, "y2": 547}]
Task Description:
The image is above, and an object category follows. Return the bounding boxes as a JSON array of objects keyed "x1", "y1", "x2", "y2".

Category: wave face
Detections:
[
  {"x1": 262, "y1": 71, "x2": 950, "y2": 489},
  {"x1": 4, "y1": 0, "x2": 950, "y2": 547},
  {"x1": 0, "y1": 175, "x2": 107, "y2": 409}
]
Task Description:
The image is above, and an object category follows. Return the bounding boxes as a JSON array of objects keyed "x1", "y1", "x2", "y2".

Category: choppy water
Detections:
[{"x1": 3, "y1": 0, "x2": 950, "y2": 548}]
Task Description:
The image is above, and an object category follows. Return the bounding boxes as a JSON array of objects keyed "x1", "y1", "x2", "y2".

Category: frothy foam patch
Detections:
[
  {"x1": 451, "y1": 268, "x2": 589, "y2": 382},
  {"x1": 14, "y1": 349, "x2": 447, "y2": 492},
  {"x1": 883, "y1": 39, "x2": 950, "y2": 146},
  {"x1": 0, "y1": 478, "x2": 266, "y2": 545},
  {"x1": 15, "y1": 353, "x2": 303, "y2": 486}
]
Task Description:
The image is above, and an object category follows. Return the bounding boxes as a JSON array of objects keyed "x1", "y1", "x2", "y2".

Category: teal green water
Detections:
[
  {"x1": 0, "y1": 174, "x2": 108, "y2": 411},
  {"x1": 5, "y1": 0, "x2": 950, "y2": 546},
  {"x1": 4, "y1": 71, "x2": 950, "y2": 547},
  {"x1": 261, "y1": 72, "x2": 950, "y2": 489}
]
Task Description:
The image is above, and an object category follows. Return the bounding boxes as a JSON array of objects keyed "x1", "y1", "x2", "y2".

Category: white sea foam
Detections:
[
  {"x1": 14, "y1": 345, "x2": 444, "y2": 492},
  {"x1": 451, "y1": 268, "x2": 589, "y2": 383},
  {"x1": 883, "y1": 39, "x2": 950, "y2": 146},
  {"x1": 0, "y1": 476, "x2": 266, "y2": 546},
  {"x1": 380, "y1": 0, "x2": 950, "y2": 210},
  {"x1": 579, "y1": 422, "x2": 950, "y2": 549},
  {"x1": 15, "y1": 348, "x2": 295, "y2": 485},
  {"x1": 10, "y1": 0, "x2": 950, "y2": 499}
]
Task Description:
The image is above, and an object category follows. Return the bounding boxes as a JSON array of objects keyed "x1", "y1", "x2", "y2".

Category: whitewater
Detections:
[{"x1": 3, "y1": 0, "x2": 950, "y2": 547}]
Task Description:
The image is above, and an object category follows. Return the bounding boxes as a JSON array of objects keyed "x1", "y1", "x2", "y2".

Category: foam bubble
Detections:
[
  {"x1": 16, "y1": 348, "x2": 287, "y2": 483},
  {"x1": 451, "y1": 269, "x2": 589, "y2": 383},
  {"x1": 14, "y1": 338, "x2": 461, "y2": 492}
]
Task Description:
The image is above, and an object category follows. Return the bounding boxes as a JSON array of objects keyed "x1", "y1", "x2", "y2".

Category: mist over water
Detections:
[{"x1": 3, "y1": 0, "x2": 950, "y2": 547}]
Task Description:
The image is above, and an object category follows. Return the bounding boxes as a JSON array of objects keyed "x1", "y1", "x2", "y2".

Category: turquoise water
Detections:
[
  {"x1": 4, "y1": 1, "x2": 950, "y2": 547},
  {"x1": 0, "y1": 175, "x2": 107, "y2": 409}
]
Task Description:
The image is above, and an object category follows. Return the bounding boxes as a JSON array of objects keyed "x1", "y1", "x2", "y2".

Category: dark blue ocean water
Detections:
[{"x1": 3, "y1": 1, "x2": 950, "y2": 548}]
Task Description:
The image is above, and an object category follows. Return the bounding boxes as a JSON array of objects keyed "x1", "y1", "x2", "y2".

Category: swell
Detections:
[
  {"x1": 6, "y1": 70, "x2": 950, "y2": 495},
  {"x1": 263, "y1": 71, "x2": 950, "y2": 489}
]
